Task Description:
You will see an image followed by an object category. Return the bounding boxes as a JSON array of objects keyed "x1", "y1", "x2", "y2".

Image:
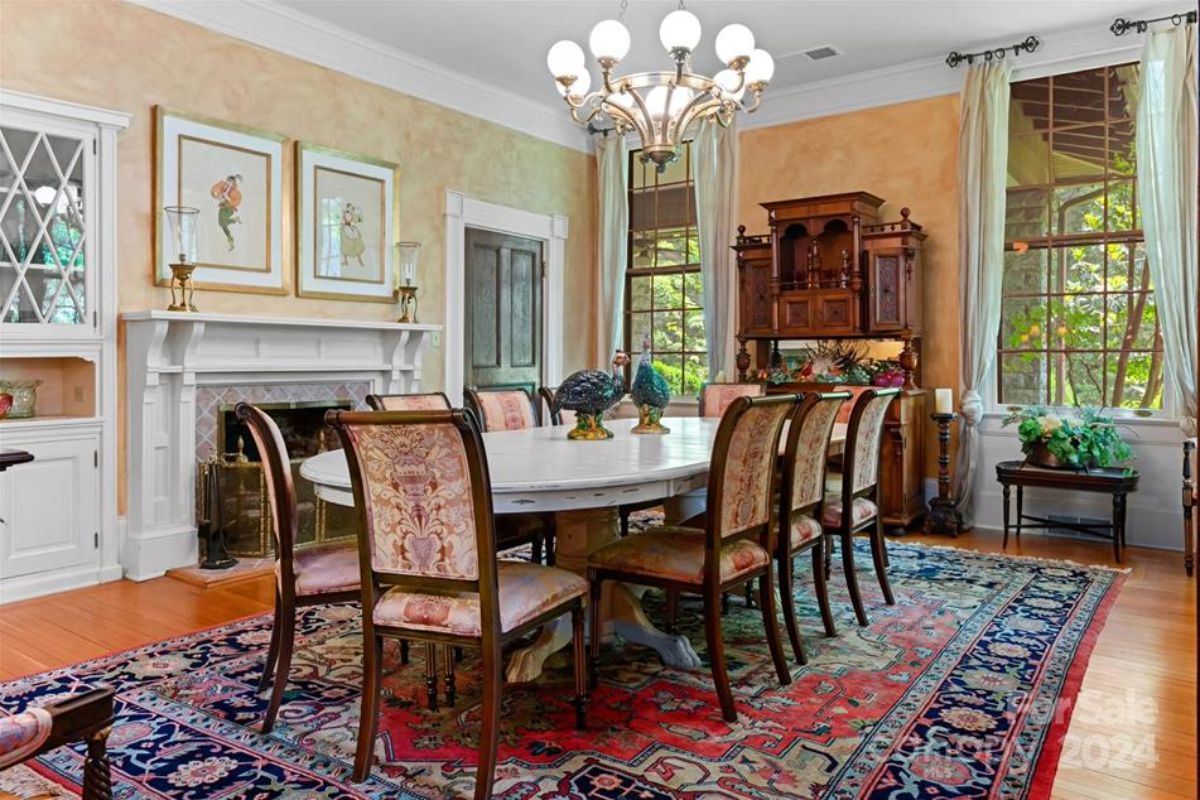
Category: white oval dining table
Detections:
[{"x1": 300, "y1": 415, "x2": 846, "y2": 684}]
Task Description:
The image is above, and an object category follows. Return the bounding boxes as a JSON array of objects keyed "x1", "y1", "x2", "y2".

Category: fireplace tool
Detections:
[{"x1": 199, "y1": 457, "x2": 238, "y2": 569}]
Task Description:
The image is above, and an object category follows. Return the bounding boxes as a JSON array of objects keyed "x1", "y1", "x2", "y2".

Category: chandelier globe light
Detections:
[{"x1": 548, "y1": 1, "x2": 773, "y2": 170}]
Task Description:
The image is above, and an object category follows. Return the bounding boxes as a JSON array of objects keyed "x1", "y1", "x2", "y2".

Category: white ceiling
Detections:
[{"x1": 280, "y1": 0, "x2": 1160, "y2": 102}]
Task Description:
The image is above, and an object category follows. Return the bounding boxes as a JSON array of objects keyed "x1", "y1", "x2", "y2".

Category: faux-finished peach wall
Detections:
[
  {"x1": 738, "y1": 95, "x2": 962, "y2": 477},
  {"x1": 0, "y1": 0, "x2": 597, "y2": 514}
]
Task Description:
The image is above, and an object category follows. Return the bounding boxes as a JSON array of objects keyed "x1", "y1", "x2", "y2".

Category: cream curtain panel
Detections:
[
  {"x1": 952, "y1": 62, "x2": 1010, "y2": 524},
  {"x1": 1137, "y1": 24, "x2": 1198, "y2": 435},
  {"x1": 596, "y1": 133, "x2": 629, "y2": 363},
  {"x1": 693, "y1": 118, "x2": 739, "y2": 381}
]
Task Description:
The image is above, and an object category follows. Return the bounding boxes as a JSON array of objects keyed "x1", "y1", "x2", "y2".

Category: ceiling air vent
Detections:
[{"x1": 804, "y1": 45, "x2": 841, "y2": 61}]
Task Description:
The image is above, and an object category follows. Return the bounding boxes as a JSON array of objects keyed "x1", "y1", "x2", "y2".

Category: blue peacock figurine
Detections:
[
  {"x1": 551, "y1": 351, "x2": 629, "y2": 440},
  {"x1": 630, "y1": 337, "x2": 671, "y2": 434}
]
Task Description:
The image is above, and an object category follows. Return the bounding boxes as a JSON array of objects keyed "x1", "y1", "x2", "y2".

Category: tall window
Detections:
[
  {"x1": 625, "y1": 143, "x2": 705, "y2": 395},
  {"x1": 1000, "y1": 64, "x2": 1163, "y2": 411}
]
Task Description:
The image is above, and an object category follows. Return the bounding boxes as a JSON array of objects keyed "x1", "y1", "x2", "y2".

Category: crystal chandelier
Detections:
[{"x1": 547, "y1": 2, "x2": 774, "y2": 170}]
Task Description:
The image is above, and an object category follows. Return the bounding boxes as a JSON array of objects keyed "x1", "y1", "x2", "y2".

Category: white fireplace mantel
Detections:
[{"x1": 122, "y1": 310, "x2": 440, "y2": 580}]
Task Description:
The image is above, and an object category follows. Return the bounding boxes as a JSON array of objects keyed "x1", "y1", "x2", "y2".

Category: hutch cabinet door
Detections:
[
  {"x1": 867, "y1": 251, "x2": 905, "y2": 332},
  {"x1": 0, "y1": 111, "x2": 98, "y2": 339},
  {"x1": 0, "y1": 433, "x2": 100, "y2": 579}
]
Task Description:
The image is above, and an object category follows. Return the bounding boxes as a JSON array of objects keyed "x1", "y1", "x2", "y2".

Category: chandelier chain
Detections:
[{"x1": 618, "y1": 0, "x2": 629, "y2": 21}]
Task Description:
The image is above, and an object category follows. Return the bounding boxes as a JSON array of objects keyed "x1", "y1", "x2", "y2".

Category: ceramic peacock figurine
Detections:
[
  {"x1": 630, "y1": 337, "x2": 670, "y2": 434},
  {"x1": 552, "y1": 351, "x2": 630, "y2": 440}
]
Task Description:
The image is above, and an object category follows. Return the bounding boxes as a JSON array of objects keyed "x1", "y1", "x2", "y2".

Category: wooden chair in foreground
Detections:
[
  {"x1": 822, "y1": 388, "x2": 900, "y2": 627},
  {"x1": 235, "y1": 403, "x2": 362, "y2": 733},
  {"x1": 776, "y1": 391, "x2": 850, "y2": 662},
  {"x1": 327, "y1": 408, "x2": 588, "y2": 797},
  {"x1": 588, "y1": 394, "x2": 795, "y2": 723},
  {"x1": 0, "y1": 687, "x2": 114, "y2": 800}
]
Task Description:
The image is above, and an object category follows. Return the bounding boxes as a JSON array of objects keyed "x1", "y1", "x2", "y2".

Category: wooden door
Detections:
[{"x1": 464, "y1": 228, "x2": 543, "y2": 394}]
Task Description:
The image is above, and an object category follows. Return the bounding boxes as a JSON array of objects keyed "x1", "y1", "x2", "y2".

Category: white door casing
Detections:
[{"x1": 443, "y1": 190, "x2": 566, "y2": 402}]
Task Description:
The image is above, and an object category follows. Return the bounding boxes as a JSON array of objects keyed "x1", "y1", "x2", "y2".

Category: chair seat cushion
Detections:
[
  {"x1": 290, "y1": 544, "x2": 361, "y2": 597},
  {"x1": 790, "y1": 514, "x2": 822, "y2": 548},
  {"x1": 0, "y1": 707, "x2": 52, "y2": 770},
  {"x1": 589, "y1": 525, "x2": 769, "y2": 585},
  {"x1": 373, "y1": 562, "x2": 587, "y2": 637},
  {"x1": 822, "y1": 496, "x2": 878, "y2": 529}
]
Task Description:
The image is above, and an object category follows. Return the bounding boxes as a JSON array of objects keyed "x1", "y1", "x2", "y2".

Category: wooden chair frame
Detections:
[
  {"x1": 824, "y1": 387, "x2": 900, "y2": 627},
  {"x1": 776, "y1": 391, "x2": 851, "y2": 663},
  {"x1": 588, "y1": 394, "x2": 795, "y2": 723},
  {"x1": 366, "y1": 391, "x2": 452, "y2": 411},
  {"x1": 235, "y1": 403, "x2": 360, "y2": 734},
  {"x1": 327, "y1": 409, "x2": 587, "y2": 798},
  {"x1": 0, "y1": 687, "x2": 114, "y2": 800},
  {"x1": 537, "y1": 386, "x2": 564, "y2": 426}
]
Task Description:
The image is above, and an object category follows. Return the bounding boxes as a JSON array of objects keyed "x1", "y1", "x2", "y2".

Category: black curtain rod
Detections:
[
  {"x1": 1110, "y1": 10, "x2": 1196, "y2": 36},
  {"x1": 945, "y1": 35, "x2": 1040, "y2": 69}
]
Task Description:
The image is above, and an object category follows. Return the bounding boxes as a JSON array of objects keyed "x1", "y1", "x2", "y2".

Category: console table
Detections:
[{"x1": 996, "y1": 460, "x2": 1140, "y2": 562}]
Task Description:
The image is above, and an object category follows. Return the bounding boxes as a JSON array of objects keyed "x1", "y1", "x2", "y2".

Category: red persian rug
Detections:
[{"x1": 1, "y1": 542, "x2": 1122, "y2": 799}]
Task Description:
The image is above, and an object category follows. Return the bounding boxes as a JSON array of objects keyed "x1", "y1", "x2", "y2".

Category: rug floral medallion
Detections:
[{"x1": 1, "y1": 542, "x2": 1122, "y2": 800}]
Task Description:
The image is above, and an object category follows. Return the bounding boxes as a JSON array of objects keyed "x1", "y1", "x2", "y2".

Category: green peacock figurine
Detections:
[{"x1": 630, "y1": 337, "x2": 671, "y2": 434}]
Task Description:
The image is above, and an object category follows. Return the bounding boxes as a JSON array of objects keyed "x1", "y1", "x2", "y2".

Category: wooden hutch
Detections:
[{"x1": 734, "y1": 191, "x2": 928, "y2": 533}]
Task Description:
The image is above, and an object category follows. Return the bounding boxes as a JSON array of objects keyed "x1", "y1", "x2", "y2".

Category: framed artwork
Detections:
[
  {"x1": 296, "y1": 143, "x2": 397, "y2": 302},
  {"x1": 154, "y1": 107, "x2": 286, "y2": 294}
]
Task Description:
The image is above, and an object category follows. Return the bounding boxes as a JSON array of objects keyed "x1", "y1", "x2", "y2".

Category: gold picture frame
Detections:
[
  {"x1": 154, "y1": 106, "x2": 287, "y2": 295},
  {"x1": 295, "y1": 142, "x2": 398, "y2": 302}
]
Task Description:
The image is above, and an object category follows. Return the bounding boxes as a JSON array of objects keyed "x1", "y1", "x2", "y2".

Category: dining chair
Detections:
[
  {"x1": 698, "y1": 381, "x2": 765, "y2": 418},
  {"x1": 587, "y1": 394, "x2": 795, "y2": 723},
  {"x1": 235, "y1": 403, "x2": 362, "y2": 734},
  {"x1": 822, "y1": 387, "x2": 900, "y2": 627},
  {"x1": 464, "y1": 386, "x2": 540, "y2": 431},
  {"x1": 327, "y1": 408, "x2": 588, "y2": 796},
  {"x1": 776, "y1": 391, "x2": 850, "y2": 663},
  {"x1": 366, "y1": 391, "x2": 452, "y2": 411},
  {"x1": 0, "y1": 686, "x2": 114, "y2": 800},
  {"x1": 538, "y1": 386, "x2": 576, "y2": 428}
]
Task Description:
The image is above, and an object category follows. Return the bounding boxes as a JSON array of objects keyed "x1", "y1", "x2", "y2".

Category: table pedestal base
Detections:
[{"x1": 504, "y1": 506, "x2": 700, "y2": 683}]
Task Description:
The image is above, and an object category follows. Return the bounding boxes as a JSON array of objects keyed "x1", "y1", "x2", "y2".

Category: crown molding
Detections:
[{"x1": 129, "y1": 0, "x2": 593, "y2": 154}]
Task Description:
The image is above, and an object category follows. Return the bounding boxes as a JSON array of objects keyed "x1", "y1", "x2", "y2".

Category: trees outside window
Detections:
[
  {"x1": 1001, "y1": 64, "x2": 1163, "y2": 411},
  {"x1": 625, "y1": 143, "x2": 706, "y2": 396}
]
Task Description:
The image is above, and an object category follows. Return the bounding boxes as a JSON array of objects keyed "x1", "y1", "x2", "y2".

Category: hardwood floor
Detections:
[{"x1": 0, "y1": 530, "x2": 1194, "y2": 799}]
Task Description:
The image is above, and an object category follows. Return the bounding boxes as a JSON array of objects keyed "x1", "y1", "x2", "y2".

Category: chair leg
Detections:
[
  {"x1": 571, "y1": 604, "x2": 588, "y2": 730},
  {"x1": 757, "y1": 568, "x2": 792, "y2": 686},
  {"x1": 424, "y1": 643, "x2": 439, "y2": 711},
  {"x1": 352, "y1": 634, "x2": 384, "y2": 782},
  {"x1": 721, "y1": 593, "x2": 731, "y2": 615},
  {"x1": 870, "y1": 518, "x2": 895, "y2": 605},
  {"x1": 443, "y1": 644, "x2": 457, "y2": 707},
  {"x1": 531, "y1": 534, "x2": 544, "y2": 565},
  {"x1": 811, "y1": 538, "x2": 837, "y2": 638},
  {"x1": 664, "y1": 589, "x2": 679, "y2": 633},
  {"x1": 257, "y1": 594, "x2": 283, "y2": 691},
  {"x1": 400, "y1": 639, "x2": 410, "y2": 665},
  {"x1": 544, "y1": 518, "x2": 557, "y2": 566},
  {"x1": 744, "y1": 579, "x2": 755, "y2": 608},
  {"x1": 474, "y1": 637, "x2": 503, "y2": 800},
  {"x1": 823, "y1": 533, "x2": 834, "y2": 580},
  {"x1": 841, "y1": 532, "x2": 869, "y2": 627},
  {"x1": 587, "y1": 570, "x2": 603, "y2": 690},
  {"x1": 777, "y1": 553, "x2": 806, "y2": 665},
  {"x1": 261, "y1": 603, "x2": 294, "y2": 734},
  {"x1": 82, "y1": 729, "x2": 113, "y2": 800},
  {"x1": 703, "y1": 590, "x2": 737, "y2": 723}
]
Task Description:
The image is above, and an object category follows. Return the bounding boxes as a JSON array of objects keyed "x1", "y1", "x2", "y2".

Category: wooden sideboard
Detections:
[{"x1": 766, "y1": 382, "x2": 927, "y2": 533}]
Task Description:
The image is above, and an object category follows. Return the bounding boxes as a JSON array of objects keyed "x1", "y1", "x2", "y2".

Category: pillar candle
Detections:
[{"x1": 934, "y1": 388, "x2": 953, "y2": 415}]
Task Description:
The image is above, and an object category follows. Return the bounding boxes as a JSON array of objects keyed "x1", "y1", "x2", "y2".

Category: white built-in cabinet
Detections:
[{"x1": 0, "y1": 90, "x2": 129, "y2": 602}]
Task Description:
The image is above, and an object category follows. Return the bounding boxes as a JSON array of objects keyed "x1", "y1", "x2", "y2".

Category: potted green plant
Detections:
[{"x1": 1001, "y1": 406, "x2": 1134, "y2": 469}]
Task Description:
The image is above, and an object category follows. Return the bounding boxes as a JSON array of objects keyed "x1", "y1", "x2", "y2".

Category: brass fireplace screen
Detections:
[{"x1": 197, "y1": 400, "x2": 357, "y2": 559}]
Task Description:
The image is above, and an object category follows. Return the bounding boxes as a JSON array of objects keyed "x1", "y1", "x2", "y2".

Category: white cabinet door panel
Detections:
[{"x1": 0, "y1": 436, "x2": 99, "y2": 579}]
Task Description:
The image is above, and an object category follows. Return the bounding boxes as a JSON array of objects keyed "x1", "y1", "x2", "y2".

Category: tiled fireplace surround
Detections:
[{"x1": 122, "y1": 311, "x2": 439, "y2": 580}]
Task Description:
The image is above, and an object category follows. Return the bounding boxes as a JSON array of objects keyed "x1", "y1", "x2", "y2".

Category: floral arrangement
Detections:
[
  {"x1": 1001, "y1": 406, "x2": 1133, "y2": 469},
  {"x1": 774, "y1": 342, "x2": 905, "y2": 387}
]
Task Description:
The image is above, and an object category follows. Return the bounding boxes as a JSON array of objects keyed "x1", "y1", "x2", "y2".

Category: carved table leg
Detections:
[{"x1": 505, "y1": 506, "x2": 701, "y2": 683}]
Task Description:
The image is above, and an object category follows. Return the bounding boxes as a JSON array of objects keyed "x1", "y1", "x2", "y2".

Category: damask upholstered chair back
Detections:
[
  {"x1": 845, "y1": 388, "x2": 899, "y2": 494},
  {"x1": 707, "y1": 394, "x2": 795, "y2": 543},
  {"x1": 328, "y1": 409, "x2": 497, "y2": 593},
  {"x1": 784, "y1": 392, "x2": 852, "y2": 513},
  {"x1": 366, "y1": 392, "x2": 451, "y2": 411},
  {"x1": 699, "y1": 382, "x2": 766, "y2": 418},
  {"x1": 235, "y1": 403, "x2": 298, "y2": 574},
  {"x1": 464, "y1": 387, "x2": 539, "y2": 431}
]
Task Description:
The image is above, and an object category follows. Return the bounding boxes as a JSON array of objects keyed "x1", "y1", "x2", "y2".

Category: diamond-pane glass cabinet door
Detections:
[{"x1": 0, "y1": 122, "x2": 94, "y2": 330}]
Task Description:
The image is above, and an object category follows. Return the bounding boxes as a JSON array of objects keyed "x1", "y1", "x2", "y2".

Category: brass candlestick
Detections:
[
  {"x1": 925, "y1": 411, "x2": 963, "y2": 536},
  {"x1": 164, "y1": 205, "x2": 200, "y2": 313},
  {"x1": 396, "y1": 285, "x2": 419, "y2": 323},
  {"x1": 168, "y1": 262, "x2": 199, "y2": 312}
]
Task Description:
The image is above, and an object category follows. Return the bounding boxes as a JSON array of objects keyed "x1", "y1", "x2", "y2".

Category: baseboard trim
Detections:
[
  {"x1": 0, "y1": 564, "x2": 119, "y2": 605},
  {"x1": 122, "y1": 524, "x2": 199, "y2": 581}
]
